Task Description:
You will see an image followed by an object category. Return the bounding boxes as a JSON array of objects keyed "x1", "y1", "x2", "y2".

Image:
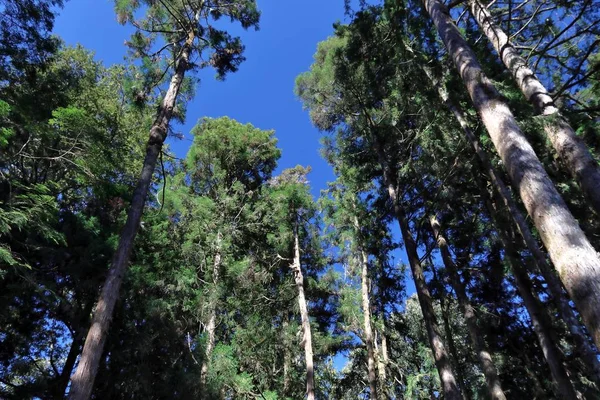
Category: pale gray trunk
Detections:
[
  {"x1": 360, "y1": 248, "x2": 378, "y2": 398},
  {"x1": 422, "y1": 0, "x2": 600, "y2": 350},
  {"x1": 474, "y1": 171, "x2": 578, "y2": 399},
  {"x1": 468, "y1": 0, "x2": 600, "y2": 214},
  {"x1": 282, "y1": 316, "x2": 291, "y2": 397},
  {"x1": 373, "y1": 137, "x2": 462, "y2": 400},
  {"x1": 200, "y1": 231, "x2": 222, "y2": 397},
  {"x1": 430, "y1": 217, "x2": 507, "y2": 400},
  {"x1": 67, "y1": 32, "x2": 194, "y2": 400},
  {"x1": 291, "y1": 225, "x2": 315, "y2": 400},
  {"x1": 429, "y1": 74, "x2": 600, "y2": 385},
  {"x1": 354, "y1": 213, "x2": 378, "y2": 399}
]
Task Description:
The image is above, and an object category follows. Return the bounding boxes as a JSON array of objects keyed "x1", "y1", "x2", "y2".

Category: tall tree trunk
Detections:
[
  {"x1": 428, "y1": 74, "x2": 600, "y2": 384},
  {"x1": 422, "y1": 0, "x2": 600, "y2": 350},
  {"x1": 200, "y1": 231, "x2": 222, "y2": 398},
  {"x1": 354, "y1": 213, "x2": 378, "y2": 399},
  {"x1": 291, "y1": 224, "x2": 315, "y2": 400},
  {"x1": 474, "y1": 170, "x2": 578, "y2": 399},
  {"x1": 468, "y1": 0, "x2": 600, "y2": 214},
  {"x1": 372, "y1": 137, "x2": 462, "y2": 400},
  {"x1": 282, "y1": 316, "x2": 291, "y2": 397},
  {"x1": 54, "y1": 300, "x2": 95, "y2": 399},
  {"x1": 67, "y1": 32, "x2": 195, "y2": 400},
  {"x1": 431, "y1": 262, "x2": 471, "y2": 400},
  {"x1": 429, "y1": 218, "x2": 507, "y2": 400}
]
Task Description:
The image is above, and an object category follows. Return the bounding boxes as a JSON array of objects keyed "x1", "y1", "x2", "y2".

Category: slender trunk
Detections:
[
  {"x1": 375, "y1": 326, "x2": 389, "y2": 400},
  {"x1": 468, "y1": 0, "x2": 600, "y2": 214},
  {"x1": 422, "y1": 0, "x2": 600, "y2": 350},
  {"x1": 507, "y1": 246, "x2": 578, "y2": 400},
  {"x1": 373, "y1": 137, "x2": 462, "y2": 400},
  {"x1": 360, "y1": 248, "x2": 378, "y2": 398},
  {"x1": 522, "y1": 351, "x2": 549, "y2": 400},
  {"x1": 291, "y1": 224, "x2": 315, "y2": 400},
  {"x1": 429, "y1": 75, "x2": 600, "y2": 384},
  {"x1": 200, "y1": 231, "x2": 222, "y2": 397},
  {"x1": 474, "y1": 171, "x2": 578, "y2": 399},
  {"x1": 67, "y1": 33, "x2": 195, "y2": 400},
  {"x1": 430, "y1": 217, "x2": 507, "y2": 400},
  {"x1": 54, "y1": 331, "x2": 84, "y2": 399},
  {"x1": 431, "y1": 263, "x2": 471, "y2": 400},
  {"x1": 354, "y1": 213, "x2": 378, "y2": 399},
  {"x1": 282, "y1": 316, "x2": 291, "y2": 397},
  {"x1": 54, "y1": 301, "x2": 95, "y2": 399}
]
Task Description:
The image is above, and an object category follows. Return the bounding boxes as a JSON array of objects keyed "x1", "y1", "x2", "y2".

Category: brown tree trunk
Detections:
[
  {"x1": 429, "y1": 217, "x2": 507, "y2": 400},
  {"x1": 429, "y1": 75, "x2": 600, "y2": 385},
  {"x1": 373, "y1": 137, "x2": 462, "y2": 400},
  {"x1": 430, "y1": 262, "x2": 471, "y2": 400},
  {"x1": 291, "y1": 224, "x2": 315, "y2": 400},
  {"x1": 422, "y1": 0, "x2": 600, "y2": 351},
  {"x1": 53, "y1": 300, "x2": 95, "y2": 399},
  {"x1": 468, "y1": 0, "x2": 600, "y2": 215},
  {"x1": 354, "y1": 213, "x2": 378, "y2": 399},
  {"x1": 67, "y1": 32, "x2": 195, "y2": 400},
  {"x1": 200, "y1": 232, "x2": 222, "y2": 398},
  {"x1": 474, "y1": 171, "x2": 578, "y2": 399}
]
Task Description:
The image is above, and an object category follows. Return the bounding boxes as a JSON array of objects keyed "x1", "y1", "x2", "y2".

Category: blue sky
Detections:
[{"x1": 54, "y1": 0, "x2": 344, "y2": 196}]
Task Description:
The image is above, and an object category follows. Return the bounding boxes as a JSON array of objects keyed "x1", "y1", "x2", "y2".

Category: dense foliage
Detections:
[{"x1": 1, "y1": 0, "x2": 600, "y2": 399}]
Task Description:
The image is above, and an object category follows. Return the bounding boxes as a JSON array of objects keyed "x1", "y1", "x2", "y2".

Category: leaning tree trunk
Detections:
[
  {"x1": 474, "y1": 171, "x2": 578, "y2": 399},
  {"x1": 429, "y1": 75, "x2": 600, "y2": 384},
  {"x1": 372, "y1": 136, "x2": 462, "y2": 400},
  {"x1": 67, "y1": 33, "x2": 195, "y2": 400},
  {"x1": 430, "y1": 217, "x2": 507, "y2": 400},
  {"x1": 468, "y1": 0, "x2": 600, "y2": 215},
  {"x1": 354, "y1": 213, "x2": 378, "y2": 399},
  {"x1": 422, "y1": 0, "x2": 600, "y2": 350},
  {"x1": 290, "y1": 224, "x2": 315, "y2": 400},
  {"x1": 200, "y1": 232, "x2": 222, "y2": 398}
]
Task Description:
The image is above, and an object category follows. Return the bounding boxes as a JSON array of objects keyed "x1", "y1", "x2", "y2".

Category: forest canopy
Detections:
[{"x1": 1, "y1": 0, "x2": 600, "y2": 399}]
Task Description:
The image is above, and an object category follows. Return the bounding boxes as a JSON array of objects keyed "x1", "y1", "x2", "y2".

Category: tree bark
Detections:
[
  {"x1": 468, "y1": 0, "x2": 600, "y2": 215},
  {"x1": 429, "y1": 217, "x2": 507, "y2": 400},
  {"x1": 430, "y1": 262, "x2": 471, "y2": 400},
  {"x1": 429, "y1": 75, "x2": 600, "y2": 385},
  {"x1": 473, "y1": 171, "x2": 578, "y2": 399},
  {"x1": 200, "y1": 231, "x2": 222, "y2": 398},
  {"x1": 373, "y1": 137, "x2": 462, "y2": 400},
  {"x1": 422, "y1": 0, "x2": 600, "y2": 351},
  {"x1": 67, "y1": 32, "x2": 195, "y2": 400},
  {"x1": 291, "y1": 224, "x2": 315, "y2": 400},
  {"x1": 354, "y1": 213, "x2": 378, "y2": 399}
]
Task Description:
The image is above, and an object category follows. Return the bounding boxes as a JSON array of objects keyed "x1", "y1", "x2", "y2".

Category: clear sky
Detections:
[{"x1": 53, "y1": 0, "x2": 346, "y2": 197}]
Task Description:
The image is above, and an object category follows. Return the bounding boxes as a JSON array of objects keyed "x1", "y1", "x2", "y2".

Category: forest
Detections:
[{"x1": 1, "y1": 0, "x2": 600, "y2": 398}]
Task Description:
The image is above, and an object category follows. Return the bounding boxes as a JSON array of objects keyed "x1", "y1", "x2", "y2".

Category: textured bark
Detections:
[
  {"x1": 53, "y1": 300, "x2": 94, "y2": 399},
  {"x1": 469, "y1": 0, "x2": 600, "y2": 215},
  {"x1": 431, "y1": 263, "x2": 471, "y2": 400},
  {"x1": 507, "y1": 247, "x2": 578, "y2": 400},
  {"x1": 373, "y1": 137, "x2": 462, "y2": 400},
  {"x1": 282, "y1": 316, "x2": 291, "y2": 397},
  {"x1": 200, "y1": 232, "x2": 222, "y2": 398},
  {"x1": 474, "y1": 173, "x2": 577, "y2": 399},
  {"x1": 354, "y1": 214, "x2": 378, "y2": 399},
  {"x1": 422, "y1": 0, "x2": 600, "y2": 351},
  {"x1": 429, "y1": 77, "x2": 600, "y2": 384},
  {"x1": 67, "y1": 33, "x2": 194, "y2": 400},
  {"x1": 430, "y1": 217, "x2": 507, "y2": 400},
  {"x1": 291, "y1": 225, "x2": 315, "y2": 400}
]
